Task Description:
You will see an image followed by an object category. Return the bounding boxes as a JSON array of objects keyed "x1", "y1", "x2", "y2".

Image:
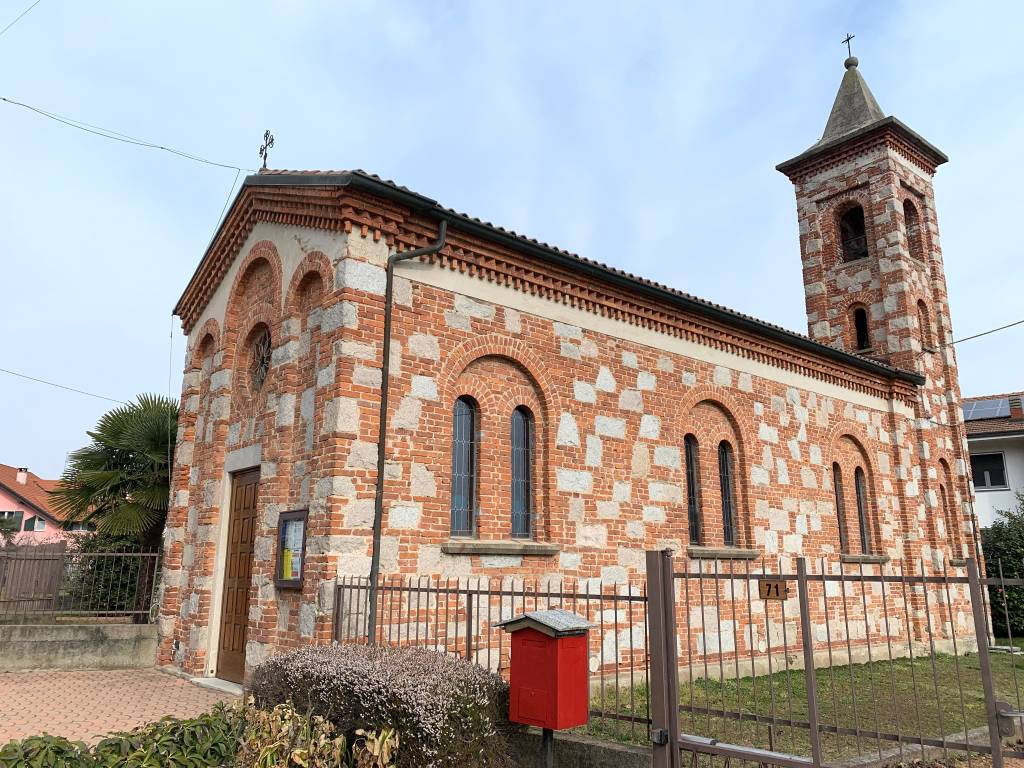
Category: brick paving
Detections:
[{"x1": 0, "y1": 668, "x2": 237, "y2": 745}]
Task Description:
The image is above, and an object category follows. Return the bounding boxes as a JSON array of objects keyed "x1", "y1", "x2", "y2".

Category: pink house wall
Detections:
[{"x1": 0, "y1": 483, "x2": 68, "y2": 544}]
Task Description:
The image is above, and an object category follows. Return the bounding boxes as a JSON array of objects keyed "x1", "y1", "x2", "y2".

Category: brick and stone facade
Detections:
[{"x1": 157, "y1": 60, "x2": 978, "y2": 681}]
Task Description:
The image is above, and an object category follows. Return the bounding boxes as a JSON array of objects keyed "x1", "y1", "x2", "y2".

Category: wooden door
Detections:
[{"x1": 217, "y1": 468, "x2": 259, "y2": 683}]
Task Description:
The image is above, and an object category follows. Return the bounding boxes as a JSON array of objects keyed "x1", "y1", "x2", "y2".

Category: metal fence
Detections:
[
  {"x1": 648, "y1": 550, "x2": 1024, "y2": 768},
  {"x1": 333, "y1": 574, "x2": 652, "y2": 740},
  {"x1": 0, "y1": 546, "x2": 162, "y2": 623},
  {"x1": 335, "y1": 555, "x2": 1024, "y2": 768}
]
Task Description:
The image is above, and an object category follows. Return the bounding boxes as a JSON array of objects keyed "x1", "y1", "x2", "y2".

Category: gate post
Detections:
[
  {"x1": 646, "y1": 549, "x2": 681, "y2": 768},
  {"x1": 967, "y1": 558, "x2": 1004, "y2": 768},
  {"x1": 796, "y1": 557, "x2": 823, "y2": 768}
]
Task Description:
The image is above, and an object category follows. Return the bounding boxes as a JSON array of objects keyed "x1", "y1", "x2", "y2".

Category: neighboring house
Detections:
[
  {"x1": 159, "y1": 54, "x2": 975, "y2": 684},
  {"x1": 965, "y1": 393, "x2": 1024, "y2": 528},
  {"x1": 0, "y1": 463, "x2": 90, "y2": 543}
]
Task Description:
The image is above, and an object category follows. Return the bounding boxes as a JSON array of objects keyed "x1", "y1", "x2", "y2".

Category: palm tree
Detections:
[{"x1": 50, "y1": 393, "x2": 179, "y2": 550}]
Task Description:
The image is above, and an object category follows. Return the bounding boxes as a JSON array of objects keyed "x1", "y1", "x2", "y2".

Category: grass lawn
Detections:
[{"x1": 581, "y1": 641, "x2": 1024, "y2": 763}]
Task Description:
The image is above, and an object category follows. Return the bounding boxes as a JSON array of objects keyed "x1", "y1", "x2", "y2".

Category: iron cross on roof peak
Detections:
[
  {"x1": 259, "y1": 130, "x2": 275, "y2": 170},
  {"x1": 842, "y1": 33, "x2": 855, "y2": 58}
]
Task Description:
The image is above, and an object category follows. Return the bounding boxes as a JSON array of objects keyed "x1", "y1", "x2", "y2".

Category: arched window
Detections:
[
  {"x1": 248, "y1": 325, "x2": 272, "y2": 392},
  {"x1": 939, "y1": 484, "x2": 961, "y2": 558},
  {"x1": 839, "y1": 206, "x2": 869, "y2": 262},
  {"x1": 853, "y1": 307, "x2": 871, "y2": 350},
  {"x1": 718, "y1": 441, "x2": 737, "y2": 546},
  {"x1": 832, "y1": 463, "x2": 849, "y2": 553},
  {"x1": 684, "y1": 435, "x2": 701, "y2": 545},
  {"x1": 510, "y1": 406, "x2": 534, "y2": 539},
  {"x1": 903, "y1": 199, "x2": 925, "y2": 261},
  {"x1": 917, "y1": 300, "x2": 933, "y2": 350},
  {"x1": 854, "y1": 467, "x2": 871, "y2": 554},
  {"x1": 451, "y1": 396, "x2": 479, "y2": 537}
]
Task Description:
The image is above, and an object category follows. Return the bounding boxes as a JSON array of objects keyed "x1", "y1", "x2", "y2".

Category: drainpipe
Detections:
[{"x1": 367, "y1": 219, "x2": 448, "y2": 642}]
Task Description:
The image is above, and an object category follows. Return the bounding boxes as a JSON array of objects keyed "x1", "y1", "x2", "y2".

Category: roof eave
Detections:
[
  {"x1": 180, "y1": 172, "x2": 925, "y2": 388},
  {"x1": 776, "y1": 117, "x2": 948, "y2": 177}
]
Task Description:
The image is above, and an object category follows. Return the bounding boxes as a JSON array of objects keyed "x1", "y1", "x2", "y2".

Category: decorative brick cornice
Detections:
[{"x1": 177, "y1": 182, "x2": 921, "y2": 408}]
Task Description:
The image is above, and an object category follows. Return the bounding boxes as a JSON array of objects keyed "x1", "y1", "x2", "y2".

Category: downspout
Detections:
[{"x1": 367, "y1": 218, "x2": 448, "y2": 641}]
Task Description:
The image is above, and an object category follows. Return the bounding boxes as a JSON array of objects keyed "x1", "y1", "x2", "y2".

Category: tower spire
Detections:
[{"x1": 818, "y1": 55, "x2": 885, "y2": 144}]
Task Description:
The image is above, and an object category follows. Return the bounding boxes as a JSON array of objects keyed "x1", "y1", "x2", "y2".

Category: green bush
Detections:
[
  {"x1": 981, "y1": 491, "x2": 1024, "y2": 636},
  {"x1": 250, "y1": 645, "x2": 511, "y2": 768}
]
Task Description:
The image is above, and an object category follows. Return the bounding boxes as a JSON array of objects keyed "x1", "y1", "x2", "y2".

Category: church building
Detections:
[{"x1": 157, "y1": 55, "x2": 975, "y2": 684}]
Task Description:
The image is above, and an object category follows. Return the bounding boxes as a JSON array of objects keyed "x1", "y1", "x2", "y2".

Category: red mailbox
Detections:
[{"x1": 497, "y1": 609, "x2": 593, "y2": 730}]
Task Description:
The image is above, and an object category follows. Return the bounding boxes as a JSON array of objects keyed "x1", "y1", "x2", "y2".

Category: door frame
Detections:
[{"x1": 205, "y1": 466, "x2": 258, "y2": 679}]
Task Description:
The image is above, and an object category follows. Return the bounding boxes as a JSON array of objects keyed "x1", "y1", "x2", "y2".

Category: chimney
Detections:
[
  {"x1": 1011, "y1": 395, "x2": 1023, "y2": 422},
  {"x1": 15, "y1": 468, "x2": 28, "y2": 485}
]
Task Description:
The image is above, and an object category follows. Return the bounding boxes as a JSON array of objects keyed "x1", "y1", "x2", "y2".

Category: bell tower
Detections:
[{"x1": 778, "y1": 53, "x2": 976, "y2": 562}]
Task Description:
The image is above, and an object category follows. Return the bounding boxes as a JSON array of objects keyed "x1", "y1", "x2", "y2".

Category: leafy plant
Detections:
[
  {"x1": 49, "y1": 393, "x2": 179, "y2": 549},
  {"x1": 251, "y1": 645, "x2": 510, "y2": 768},
  {"x1": 0, "y1": 734, "x2": 93, "y2": 768},
  {"x1": 353, "y1": 728, "x2": 400, "y2": 768},
  {"x1": 237, "y1": 699, "x2": 348, "y2": 767},
  {"x1": 982, "y1": 491, "x2": 1024, "y2": 636}
]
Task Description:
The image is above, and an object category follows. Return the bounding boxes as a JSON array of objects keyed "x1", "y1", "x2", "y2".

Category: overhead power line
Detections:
[
  {"x1": 950, "y1": 318, "x2": 1024, "y2": 347},
  {"x1": 0, "y1": 0, "x2": 42, "y2": 38},
  {"x1": 0, "y1": 96, "x2": 257, "y2": 172},
  {"x1": 0, "y1": 367, "x2": 127, "y2": 404}
]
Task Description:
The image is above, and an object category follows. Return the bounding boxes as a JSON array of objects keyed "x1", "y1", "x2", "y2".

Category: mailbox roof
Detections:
[{"x1": 495, "y1": 609, "x2": 594, "y2": 638}]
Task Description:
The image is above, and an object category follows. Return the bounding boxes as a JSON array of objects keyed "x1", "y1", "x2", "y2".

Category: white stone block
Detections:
[
  {"x1": 557, "y1": 412, "x2": 580, "y2": 447},
  {"x1": 574, "y1": 380, "x2": 597, "y2": 404},
  {"x1": 639, "y1": 414, "x2": 661, "y2": 439},
  {"x1": 557, "y1": 469, "x2": 593, "y2": 493},
  {"x1": 596, "y1": 366, "x2": 616, "y2": 393},
  {"x1": 596, "y1": 416, "x2": 626, "y2": 438}
]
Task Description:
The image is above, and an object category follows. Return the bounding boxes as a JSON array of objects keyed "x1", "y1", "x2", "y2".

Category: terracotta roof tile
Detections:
[{"x1": 0, "y1": 464, "x2": 64, "y2": 521}]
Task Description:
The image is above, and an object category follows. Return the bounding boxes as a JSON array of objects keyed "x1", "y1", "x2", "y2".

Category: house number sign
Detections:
[{"x1": 758, "y1": 578, "x2": 790, "y2": 600}]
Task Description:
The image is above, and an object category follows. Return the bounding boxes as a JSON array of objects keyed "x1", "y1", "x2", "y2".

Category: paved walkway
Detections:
[{"x1": 0, "y1": 669, "x2": 237, "y2": 745}]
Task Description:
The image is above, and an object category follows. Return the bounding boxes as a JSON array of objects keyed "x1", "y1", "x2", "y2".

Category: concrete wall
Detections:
[
  {"x1": 508, "y1": 727, "x2": 651, "y2": 768},
  {"x1": 0, "y1": 623, "x2": 157, "y2": 670},
  {"x1": 970, "y1": 435, "x2": 1024, "y2": 528}
]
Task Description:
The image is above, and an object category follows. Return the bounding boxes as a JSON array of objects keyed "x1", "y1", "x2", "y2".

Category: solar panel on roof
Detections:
[{"x1": 963, "y1": 398, "x2": 1010, "y2": 421}]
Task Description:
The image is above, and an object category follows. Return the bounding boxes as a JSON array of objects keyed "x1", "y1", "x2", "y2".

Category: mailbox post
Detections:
[{"x1": 497, "y1": 609, "x2": 593, "y2": 768}]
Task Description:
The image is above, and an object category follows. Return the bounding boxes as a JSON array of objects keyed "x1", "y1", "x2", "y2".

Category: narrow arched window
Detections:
[
  {"x1": 684, "y1": 435, "x2": 701, "y2": 545},
  {"x1": 917, "y1": 300, "x2": 933, "y2": 350},
  {"x1": 853, "y1": 307, "x2": 870, "y2": 351},
  {"x1": 832, "y1": 463, "x2": 849, "y2": 553},
  {"x1": 854, "y1": 467, "x2": 871, "y2": 554},
  {"x1": 451, "y1": 396, "x2": 478, "y2": 537},
  {"x1": 510, "y1": 406, "x2": 533, "y2": 539},
  {"x1": 903, "y1": 199, "x2": 925, "y2": 261},
  {"x1": 718, "y1": 441, "x2": 737, "y2": 546},
  {"x1": 939, "y1": 484, "x2": 961, "y2": 557},
  {"x1": 839, "y1": 206, "x2": 869, "y2": 262}
]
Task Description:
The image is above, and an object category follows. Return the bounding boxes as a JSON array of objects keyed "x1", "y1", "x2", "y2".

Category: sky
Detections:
[{"x1": 0, "y1": 1, "x2": 1021, "y2": 479}]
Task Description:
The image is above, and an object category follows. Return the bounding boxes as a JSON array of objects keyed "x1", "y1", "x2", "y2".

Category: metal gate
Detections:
[{"x1": 646, "y1": 549, "x2": 1024, "y2": 768}]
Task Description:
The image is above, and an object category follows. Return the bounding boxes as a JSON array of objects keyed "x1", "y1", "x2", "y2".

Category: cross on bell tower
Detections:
[{"x1": 842, "y1": 33, "x2": 855, "y2": 58}]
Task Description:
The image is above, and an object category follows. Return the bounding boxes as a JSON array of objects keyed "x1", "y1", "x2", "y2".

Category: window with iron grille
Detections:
[
  {"x1": 684, "y1": 434, "x2": 701, "y2": 545},
  {"x1": 510, "y1": 406, "x2": 533, "y2": 539},
  {"x1": 450, "y1": 396, "x2": 478, "y2": 537},
  {"x1": 249, "y1": 325, "x2": 272, "y2": 392},
  {"x1": 854, "y1": 467, "x2": 871, "y2": 553},
  {"x1": 718, "y1": 441, "x2": 737, "y2": 546},
  {"x1": 832, "y1": 463, "x2": 850, "y2": 553}
]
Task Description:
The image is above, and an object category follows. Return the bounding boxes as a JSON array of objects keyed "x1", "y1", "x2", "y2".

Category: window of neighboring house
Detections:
[
  {"x1": 718, "y1": 441, "x2": 738, "y2": 546},
  {"x1": 23, "y1": 516, "x2": 45, "y2": 532},
  {"x1": 450, "y1": 396, "x2": 479, "y2": 537},
  {"x1": 854, "y1": 467, "x2": 871, "y2": 554},
  {"x1": 839, "y1": 206, "x2": 869, "y2": 262},
  {"x1": 510, "y1": 405, "x2": 534, "y2": 539},
  {"x1": 68, "y1": 522, "x2": 93, "y2": 532},
  {"x1": 0, "y1": 510, "x2": 23, "y2": 534},
  {"x1": 971, "y1": 452, "x2": 1008, "y2": 490},
  {"x1": 853, "y1": 307, "x2": 871, "y2": 350},
  {"x1": 684, "y1": 434, "x2": 702, "y2": 545},
  {"x1": 832, "y1": 463, "x2": 850, "y2": 553}
]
